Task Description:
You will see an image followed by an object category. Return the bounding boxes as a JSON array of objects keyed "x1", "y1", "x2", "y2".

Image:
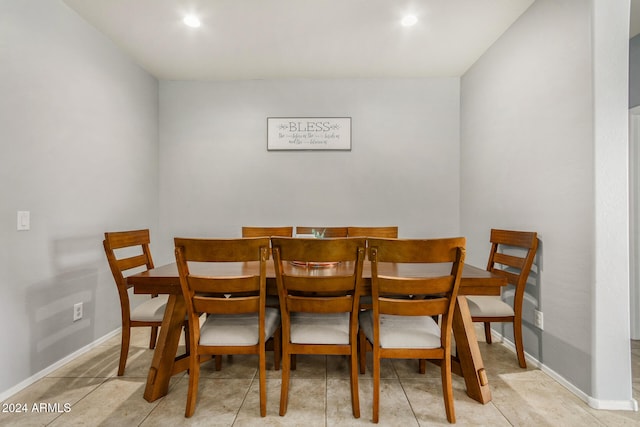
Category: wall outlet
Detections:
[
  {"x1": 534, "y1": 309, "x2": 544, "y2": 330},
  {"x1": 73, "y1": 302, "x2": 83, "y2": 322}
]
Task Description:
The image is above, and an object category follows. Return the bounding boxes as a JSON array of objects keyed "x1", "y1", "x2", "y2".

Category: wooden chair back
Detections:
[
  {"x1": 103, "y1": 229, "x2": 164, "y2": 375},
  {"x1": 174, "y1": 237, "x2": 274, "y2": 417},
  {"x1": 241, "y1": 226, "x2": 293, "y2": 238},
  {"x1": 104, "y1": 229, "x2": 154, "y2": 293},
  {"x1": 368, "y1": 237, "x2": 466, "y2": 345},
  {"x1": 271, "y1": 237, "x2": 366, "y2": 314},
  {"x1": 486, "y1": 229, "x2": 538, "y2": 304},
  {"x1": 295, "y1": 226, "x2": 348, "y2": 238},
  {"x1": 347, "y1": 226, "x2": 398, "y2": 238},
  {"x1": 366, "y1": 237, "x2": 465, "y2": 423},
  {"x1": 270, "y1": 236, "x2": 366, "y2": 417},
  {"x1": 175, "y1": 237, "x2": 270, "y2": 320}
]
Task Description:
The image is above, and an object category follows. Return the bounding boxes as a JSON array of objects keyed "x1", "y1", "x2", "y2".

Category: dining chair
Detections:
[
  {"x1": 359, "y1": 237, "x2": 466, "y2": 424},
  {"x1": 349, "y1": 226, "x2": 399, "y2": 318},
  {"x1": 174, "y1": 237, "x2": 281, "y2": 417},
  {"x1": 466, "y1": 229, "x2": 538, "y2": 368},
  {"x1": 103, "y1": 229, "x2": 186, "y2": 376},
  {"x1": 295, "y1": 226, "x2": 348, "y2": 238},
  {"x1": 271, "y1": 237, "x2": 366, "y2": 418},
  {"x1": 241, "y1": 226, "x2": 293, "y2": 238},
  {"x1": 347, "y1": 226, "x2": 398, "y2": 238}
]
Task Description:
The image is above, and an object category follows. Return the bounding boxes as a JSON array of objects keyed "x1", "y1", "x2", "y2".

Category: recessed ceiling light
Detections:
[
  {"x1": 183, "y1": 14, "x2": 201, "y2": 28},
  {"x1": 401, "y1": 15, "x2": 418, "y2": 27}
]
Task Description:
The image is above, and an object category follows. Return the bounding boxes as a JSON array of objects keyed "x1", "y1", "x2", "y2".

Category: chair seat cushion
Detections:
[
  {"x1": 199, "y1": 308, "x2": 280, "y2": 346},
  {"x1": 130, "y1": 295, "x2": 169, "y2": 322},
  {"x1": 466, "y1": 296, "x2": 515, "y2": 317},
  {"x1": 359, "y1": 310, "x2": 441, "y2": 349},
  {"x1": 290, "y1": 312, "x2": 350, "y2": 345}
]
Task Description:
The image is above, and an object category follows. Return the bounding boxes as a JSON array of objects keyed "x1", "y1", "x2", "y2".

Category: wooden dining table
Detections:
[{"x1": 127, "y1": 260, "x2": 506, "y2": 404}]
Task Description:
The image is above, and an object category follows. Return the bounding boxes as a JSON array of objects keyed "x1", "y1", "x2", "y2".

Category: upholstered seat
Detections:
[
  {"x1": 130, "y1": 295, "x2": 169, "y2": 322},
  {"x1": 359, "y1": 237, "x2": 466, "y2": 424},
  {"x1": 466, "y1": 229, "x2": 538, "y2": 368},
  {"x1": 466, "y1": 295, "x2": 515, "y2": 318},
  {"x1": 359, "y1": 311, "x2": 441, "y2": 349},
  {"x1": 199, "y1": 310, "x2": 280, "y2": 346},
  {"x1": 175, "y1": 237, "x2": 281, "y2": 418},
  {"x1": 271, "y1": 236, "x2": 366, "y2": 418},
  {"x1": 103, "y1": 229, "x2": 188, "y2": 376},
  {"x1": 290, "y1": 312, "x2": 350, "y2": 345}
]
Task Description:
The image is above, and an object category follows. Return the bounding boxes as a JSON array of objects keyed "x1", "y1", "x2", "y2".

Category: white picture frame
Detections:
[{"x1": 267, "y1": 117, "x2": 351, "y2": 151}]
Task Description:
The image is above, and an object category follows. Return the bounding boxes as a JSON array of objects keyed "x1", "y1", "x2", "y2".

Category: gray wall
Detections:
[
  {"x1": 0, "y1": 0, "x2": 159, "y2": 394},
  {"x1": 155, "y1": 79, "x2": 461, "y2": 262},
  {"x1": 631, "y1": 34, "x2": 640, "y2": 108},
  {"x1": 461, "y1": 0, "x2": 632, "y2": 403}
]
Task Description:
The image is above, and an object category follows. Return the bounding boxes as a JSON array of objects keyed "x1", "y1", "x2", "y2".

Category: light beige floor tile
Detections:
[
  {"x1": 47, "y1": 345, "x2": 122, "y2": 378},
  {"x1": 199, "y1": 355, "x2": 258, "y2": 380},
  {"x1": 326, "y1": 378, "x2": 387, "y2": 426},
  {"x1": 233, "y1": 379, "x2": 300, "y2": 426},
  {"x1": 0, "y1": 377, "x2": 105, "y2": 427},
  {"x1": 490, "y1": 370, "x2": 605, "y2": 427},
  {"x1": 357, "y1": 378, "x2": 419, "y2": 426},
  {"x1": 47, "y1": 377, "x2": 160, "y2": 427},
  {"x1": 141, "y1": 376, "x2": 252, "y2": 426},
  {"x1": 402, "y1": 376, "x2": 510, "y2": 426},
  {"x1": 276, "y1": 378, "x2": 327, "y2": 425},
  {"x1": 353, "y1": 351, "x2": 397, "y2": 380},
  {"x1": 393, "y1": 358, "x2": 439, "y2": 379},
  {"x1": 278, "y1": 355, "x2": 327, "y2": 380}
]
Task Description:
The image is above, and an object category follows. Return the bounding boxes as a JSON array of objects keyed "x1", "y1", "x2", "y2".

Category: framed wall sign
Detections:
[{"x1": 267, "y1": 117, "x2": 351, "y2": 151}]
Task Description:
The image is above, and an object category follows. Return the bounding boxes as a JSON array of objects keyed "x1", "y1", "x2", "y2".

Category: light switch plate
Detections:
[{"x1": 17, "y1": 211, "x2": 30, "y2": 231}]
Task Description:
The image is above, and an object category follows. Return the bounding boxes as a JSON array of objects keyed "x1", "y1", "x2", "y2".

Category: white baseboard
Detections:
[
  {"x1": 0, "y1": 328, "x2": 121, "y2": 402},
  {"x1": 490, "y1": 330, "x2": 638, "y2": 412}
]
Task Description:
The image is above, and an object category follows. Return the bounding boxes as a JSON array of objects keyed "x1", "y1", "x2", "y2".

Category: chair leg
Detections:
[
  {"x1": 183, "y1": 323, "x2": 190, "y2": 354},
  {"x1": 291, "y1": 354, "x2": 297, "y2": 370},
  {"x1": 273, "y1": 327, "x2": 281, "y2": 371},
  {"x1": 484, "y1": 322, "x2": 492, "y2": 344},
  {"x1": 215, "y1": 355, "x2": 222, "y2": 371},
  {"x1": 359, "y1": 329, "x2": 367, "y2": 374},
  {"x1": 185, "y1": 351, "x2": 200, "y2": 417},
  {"x1": 441, "y1": 353, "x2": 456, "y2": 423},
  {"x1": 350, "y1": 347, "x2": 360, "y2": 418},
  {"x1": 372, "y1": 348, "x2": 380, "y2": 424},
  {"x1": 418, "y1": 359, "x2": 426, "y2": 374},
  {"x1": 513, "y1": 318, "x2": 527, "y2": 368},
  {"x1": 259, "y1": 347, "x2": 267, "y2": 417},
  {"x1": 118, "y1": 326, "x2": 131, "y2": 376},
  {"x1": 279, "y1": 351, "x2": 291, "y2": 416},
  {"x1": 149, "y1": 326, "x2": 159, "y2": 349}
]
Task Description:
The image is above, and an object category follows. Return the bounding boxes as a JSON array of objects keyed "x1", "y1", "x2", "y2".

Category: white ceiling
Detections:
[{"x1": 63, "y1": 0, "x2": 537, "y2": 80}]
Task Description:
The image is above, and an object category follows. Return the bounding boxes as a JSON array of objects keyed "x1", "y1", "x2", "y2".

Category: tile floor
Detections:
[{"x1": 1, "y1": 329, "x2": 639, "y2": 426}]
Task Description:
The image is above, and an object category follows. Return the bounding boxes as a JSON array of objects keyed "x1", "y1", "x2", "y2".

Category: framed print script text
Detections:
[{"x1": 267, "y1": 117, "x2": 351, "y2": 151}]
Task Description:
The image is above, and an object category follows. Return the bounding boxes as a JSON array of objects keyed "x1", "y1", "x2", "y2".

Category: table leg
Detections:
[
  {"x1": 452, "y1": 296, "x2": 491, "y2": 404},
  {"x1": 143, "y1": 294, "x2": 186, "y2": 402}
]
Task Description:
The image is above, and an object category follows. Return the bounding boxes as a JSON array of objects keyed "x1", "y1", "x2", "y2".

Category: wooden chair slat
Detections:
[
  {"x1": 174, "y1": 237, "x2": 277, "y2": 418},
  {"x1": 242, "y1": 226, "x2": 293, "y2": 238},
  {"x1": 193, "y1": 296, "x2": 259, "y2": 314},
  {"x1": 116, "y1": 254, "x2": 150, "y2": 272},
  {"x1": 493, "y1": 252, "x2": 526, "y2": 269},
  {"x1": 287, "y1": 295, "x2": 353, "y2": 313},
  {"x1": 271, "y1": 237, "x2": 366, "y2": 418},
  {"x1": 379, "y1": 297, "x2": 449, "y2": 316},
  {"x1": 473, "y1": 229, "x2": 538, "y2": 369},
  {"x1": 295, "y1": 226, "x2": 348, "y2": 237},
  {"x1": 188, "y1": 276, "x2": 260, "y2": 293},
  {"x1": 347, "y1": 226, "x2": 398, "y2": 238},
  {"x1": 378, "y1": 275, "x2": 454, "y2": 295},
  {"x1": 361, "y1": 237, "x2": 466, "y2": 424}
]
